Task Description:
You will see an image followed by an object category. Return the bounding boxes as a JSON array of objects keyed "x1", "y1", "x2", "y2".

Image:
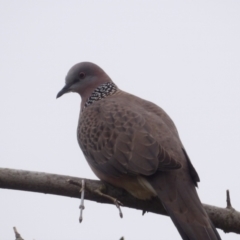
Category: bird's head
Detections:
[{"x1": 56, "y1": 62, "x2": 112, "y2": 101}]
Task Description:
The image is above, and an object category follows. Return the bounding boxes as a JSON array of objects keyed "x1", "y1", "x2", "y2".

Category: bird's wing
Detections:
[{"x1": 79, "y1": 94, "x2": 182, "y2": 177}]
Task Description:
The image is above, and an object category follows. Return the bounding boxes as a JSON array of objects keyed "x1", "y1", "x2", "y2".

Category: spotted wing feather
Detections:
[{"x1": 78, "y1": 94, "x2": 181, "y2": 177}]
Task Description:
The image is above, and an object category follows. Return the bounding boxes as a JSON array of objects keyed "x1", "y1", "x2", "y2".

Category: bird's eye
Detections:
[{"x1": 79, "y1": 72, "x2": 85, "y2": 79}]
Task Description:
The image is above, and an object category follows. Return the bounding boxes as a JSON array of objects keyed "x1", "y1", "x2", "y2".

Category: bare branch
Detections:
[{"x1": 1, "y1": 168, "x2": 240, "y2": 234}]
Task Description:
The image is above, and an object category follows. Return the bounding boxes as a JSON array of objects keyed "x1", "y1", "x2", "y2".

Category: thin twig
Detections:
[{"x1": 79, "y1": 179, "x2": 85, "y2": 223}]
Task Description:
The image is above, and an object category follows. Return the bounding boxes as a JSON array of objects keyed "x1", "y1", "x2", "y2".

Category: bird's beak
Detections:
[{"x1": 56, "y1": 84, "x2": 71, "y2": 98}]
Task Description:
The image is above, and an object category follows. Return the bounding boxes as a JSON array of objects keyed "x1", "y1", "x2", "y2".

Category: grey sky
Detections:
[{"x1": 0, "y1": 1, "x2": 240, "y2": 239}]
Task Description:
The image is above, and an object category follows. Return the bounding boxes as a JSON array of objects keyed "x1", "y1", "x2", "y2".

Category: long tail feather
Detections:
[{"x1": 149, "y1": 172, "x2": 221, "y2": 240}]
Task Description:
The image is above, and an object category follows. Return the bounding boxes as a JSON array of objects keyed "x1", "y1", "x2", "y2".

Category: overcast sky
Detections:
[{"x1": 0, "y1": 1, "x2": 240, "y2": 239}]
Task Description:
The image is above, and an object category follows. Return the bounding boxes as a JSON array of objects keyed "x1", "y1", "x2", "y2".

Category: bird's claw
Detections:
[{"x1": 114, "y1": 199, "x2": 123, "y2": 218}]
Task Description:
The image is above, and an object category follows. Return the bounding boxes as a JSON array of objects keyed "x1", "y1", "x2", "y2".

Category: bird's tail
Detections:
[
  {"x1": 149, "y1": 173, "x2": 221, "y2": 240},
  {"x1": 163, "y1": 202, "x2": 221, "y2": 240}
]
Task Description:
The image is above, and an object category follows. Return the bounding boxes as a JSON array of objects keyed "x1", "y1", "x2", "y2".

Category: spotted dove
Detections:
[{"x1": 57, "y1": 62, "x2": 221, "y2": 240}]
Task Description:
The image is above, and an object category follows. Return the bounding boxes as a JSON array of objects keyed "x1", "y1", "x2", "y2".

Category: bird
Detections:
[{"x1": 57, "y1": 62, "x2": 221, "y2": 240}]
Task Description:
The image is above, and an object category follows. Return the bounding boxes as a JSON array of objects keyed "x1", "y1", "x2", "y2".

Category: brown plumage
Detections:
[{"x1": 57, "y1": 62, "x2": 221, "y2": 240}]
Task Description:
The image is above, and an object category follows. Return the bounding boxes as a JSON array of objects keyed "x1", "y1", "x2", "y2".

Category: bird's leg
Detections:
[
  {"x1": 94, "y1": 186, "x2": 123, "y2": 218},
  {"x1": 67, "y1": 179, "x2": 123, "y2": 219}
]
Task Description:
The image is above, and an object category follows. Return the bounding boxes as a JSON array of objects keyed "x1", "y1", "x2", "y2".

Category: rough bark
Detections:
[{"x1": 0, "y1": 168, "x2": 239, "y2": 234}]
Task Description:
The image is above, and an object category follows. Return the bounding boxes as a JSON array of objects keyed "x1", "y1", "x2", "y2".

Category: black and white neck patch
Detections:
[{"x1": 84, "y1": 82, "x2": 118, "y2": 109}]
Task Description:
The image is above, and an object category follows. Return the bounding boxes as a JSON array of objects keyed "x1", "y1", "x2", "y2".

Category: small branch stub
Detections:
[
  {"x1": 13, "y1": 227, "x2": 24, "y2": 240},
  {"x1": 226, "y1": 189, "x2": 234, "y2": 210}
]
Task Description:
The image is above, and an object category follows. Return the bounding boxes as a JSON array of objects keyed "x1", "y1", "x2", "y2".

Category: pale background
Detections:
[{"x1": 0, "y1": 1, "x2": 240, "y2": 239}]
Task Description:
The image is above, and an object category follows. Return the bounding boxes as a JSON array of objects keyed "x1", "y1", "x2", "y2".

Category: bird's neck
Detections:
[{"x1": 82, "y1": 82, "x2": 118, "y2": 110}]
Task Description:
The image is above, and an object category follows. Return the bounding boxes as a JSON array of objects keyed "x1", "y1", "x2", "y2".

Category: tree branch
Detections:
[{"x1": 0, "y1": 168, "x2": 240, "y2": 234}]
